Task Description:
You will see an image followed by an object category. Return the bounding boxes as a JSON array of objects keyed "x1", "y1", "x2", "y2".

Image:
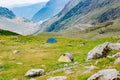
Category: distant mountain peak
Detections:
[
  {"x1": 32, "y1": 0, "x2": 70, "y2": 22},
  {"x1": 0, "y1": 7, "x2": 16, "y2": 19}
]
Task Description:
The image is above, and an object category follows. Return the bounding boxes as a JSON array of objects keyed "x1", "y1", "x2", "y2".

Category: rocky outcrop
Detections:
[
  {"x1": 47, "y1": 76, "x2": 67, "y2": 80},
  {"x1": 86, "y1": 42, "x2": 120, "y2": 61},
  {"x1": 86, "y1": 42, "x2": 111, "y2": 61},
  {"x1": 88, "y1": 69, "x2": 120, "y2": 80},
  {"x1": 25, "y1": 69, "x2": 44, "y2": 77},
  {"x1": 108, "y1": 43, "x2": 120, "y2": 50}
]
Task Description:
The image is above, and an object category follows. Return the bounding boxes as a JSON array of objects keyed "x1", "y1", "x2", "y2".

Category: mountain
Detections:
[
  {"x1": 32, "y1": 0, "x2": 70, "y2": 22},
  {"x1": 38, "y1": 0, "x2": 120, "y2": 32},
  {"x1": 0, "y1": 7, "x2": 16, "y2": 19},
  {"x1": 0, "y1": 7, "x2": 40, "y2": 35},
  {"x1": 11, "y1": 2, "x2": 46, "y2": 20}
]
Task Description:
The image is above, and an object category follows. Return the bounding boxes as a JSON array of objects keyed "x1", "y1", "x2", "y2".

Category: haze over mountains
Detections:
[
  {"x1": 11, "y1": 2, "x2": 46, "y2": 20},
  {"x1": 0, "y1": 7, "x2": 39, "y2": 35},
  {"x1": 32, "y1": 0, "x2": 70, "y2": 22}
]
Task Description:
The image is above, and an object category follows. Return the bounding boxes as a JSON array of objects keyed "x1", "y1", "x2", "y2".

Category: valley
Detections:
[{"x1": 0, "y1": 0, "x2": 120, "y2": 80}]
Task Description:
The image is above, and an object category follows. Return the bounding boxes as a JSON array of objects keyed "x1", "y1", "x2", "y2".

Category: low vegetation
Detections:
[{"x1": 0, "y1": 35, "x2": 120, "y2": 80}]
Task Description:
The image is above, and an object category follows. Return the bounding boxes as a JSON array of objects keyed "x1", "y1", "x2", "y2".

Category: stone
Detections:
[
  {"x1": 16, "y1": 62, "x2": 23, "y2": 65},
  {"x1": 58, "y1": 53, "x2": 74, "y2": 62},
  {"x1": 112, "y1": 52, "x2": 120, "y2": 58},
  {"x1": 84, "y1": 65, "x2": 97, "y2": 74},
  {"x1": 47, "y1": 76, "x2": 67, "y2": 80},
  {"x1": 0, "y1": 67, "x2": 4, "y2": 72},
  {"x1": 64, "y1": 69, "x2": 73, "y2": 75},
  {"x1": 88, "y1": 69, "x2": 120, "y2": 80},
  {"x1": 114, "y1": 58, "x2": 120, "y2": 64},
  {"x1": 108, "y1": 43, "x2": 120, "y2": 50},
  {"x1": 25, "y1": 69, "x2": 44, "y2": 77},
  {"x1": 67, "y1": 44, "x2": 72, "y2": 47},
  {"x1": 13, "y1": 50, "x2": 20, "y2": 54},
  {"x1": 86, "y1": 42, "x2": 111, "y2": 61},
  {"x1": 12, "y1": 78, "x2": 18, "y2": 80},
  {"x1": 29, "y1": 78, "x2": 36, "y2": 80}
]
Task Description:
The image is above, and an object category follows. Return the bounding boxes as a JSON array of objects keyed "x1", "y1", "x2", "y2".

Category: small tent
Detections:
[
  {"x1": 58, "y1": 53, "x2": 74, "y2": 62},
  {"x1": 46, "y1": 38, "x2": 57, "y2": 43}
]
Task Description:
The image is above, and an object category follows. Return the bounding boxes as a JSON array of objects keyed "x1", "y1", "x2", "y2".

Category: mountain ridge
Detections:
[
  {"x1": 38, "y1": 0, "x2": 120, "y2": 32},
  {"x1": 32, "y1": 0, "x2": 70, "y2": 22}
]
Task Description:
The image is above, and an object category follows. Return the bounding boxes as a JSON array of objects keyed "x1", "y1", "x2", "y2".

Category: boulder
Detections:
[
  {"x1": 86, "y1": 42, "x2": 111, "y2": 61},
  {"x1": 47, "y1": 76, "x2": 67, "y2": 80},
  {"x1": 25, "y1": 69, "x2": 44, "y2": 77},
  {"x1": 112, "y1": 52, "x2": 120, "y2": 58},
  {"x1": 108, "y1": 43, "x2": 120, "y2": 50},
  {"x1": 114, "y1": 58, "x2": 120, "y2": 64},
  {"x1": 58, "y1": 53, "x2": 74, "y2": 62},
  {"x1": 88, "y1": 69, "x2": 120, "y2": 80}
]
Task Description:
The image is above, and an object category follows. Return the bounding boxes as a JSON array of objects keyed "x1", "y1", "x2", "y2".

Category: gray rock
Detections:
[
  {"x1": 13, "y1": 50, "x2": 20, "y2": 54},
  {"x1": 88, "y1": 69, "x2": 120, "y2": 80},
  {"x1": 47, "y1": 76, "x2": 67, "y2": 80},
  {"x1": 84, "y1": 65, "x2": 97, "y2": 74},
  {"x1": 29, "y1": 78, "x2": 36, "y2": 80},
  {"x1": 86, "y1": 42, "x2": 111, "y2": 61},
  {"x1": 112, "y1": 52, "x2": 120, "y2": 58},
  {"x1": 108, "y1": 43, "x2": 120, "y2": 50},
  {"x1": 114, "y1": 58, "x2": 120, "y2": 64},
  {"x1": 25, "y1": 69, "x2": 44, "y2": 77}
]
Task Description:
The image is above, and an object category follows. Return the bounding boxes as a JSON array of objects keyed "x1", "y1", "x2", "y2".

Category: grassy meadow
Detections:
[{"x1": 0, "y1": 35, "x2": 120, "y2": 80}]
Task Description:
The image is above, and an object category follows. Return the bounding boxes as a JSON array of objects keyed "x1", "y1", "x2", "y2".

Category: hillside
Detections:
[
  {"x1": 32, "y1": 0, "x2": 70, "y2": 22},
  {"x1": 38, "y1": 0, "x2": 120, "y2": 32},
  {"x1": 11, "y1": 2, "x2": 46, "y2": 20},
  {"x1": 0, "y1": 29, "x2": 19, "y2": 35},
  {"x1": 0, "y1": 7, "x2": 16, "y2": 19}
]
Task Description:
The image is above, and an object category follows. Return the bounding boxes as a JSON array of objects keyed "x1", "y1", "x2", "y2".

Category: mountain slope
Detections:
[
  {"x1": 11, "y1": 2, "x2": 46, "y2": 20},
  {"x1": 0, "y1": 7, "x2": 16, "y2": 19},
  {"x1": 32, "y1": 0, "x2": 70, "y2": 22},
  {"x1": 38, "y1": 0, "x2": 120, "y2": 32},
  {"x1": 38, "y1": 0, "x2": 81, "y2": 32}
]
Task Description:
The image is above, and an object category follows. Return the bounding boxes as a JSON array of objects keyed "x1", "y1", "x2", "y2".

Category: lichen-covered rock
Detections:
[
  {"x1": 47, "y1": 76, "x2": 67, "y2": 80},
  {"x1": 86, "y1": 42, "x2": 111, "y2": 61},
  {"x1": 25, "y1": 69, "x2": 44, "y2": 77},
  {"x1": 88, "y1": 69, "x2": 120, "y2": 80}
]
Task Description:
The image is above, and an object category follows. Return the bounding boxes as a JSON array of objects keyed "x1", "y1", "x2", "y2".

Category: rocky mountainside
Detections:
[
  {"x1": 0, "y1": 7, "x2": 16, "y2": 19},
  {"x1": 11, "y1": 2, "x2": 46, "y2": 20},
  {"x1": 38, "y1": 0, "x2": 120, "y2": 32},
  {"x1": 32, "y1": 0, "x2": 70, "y2": 22}
]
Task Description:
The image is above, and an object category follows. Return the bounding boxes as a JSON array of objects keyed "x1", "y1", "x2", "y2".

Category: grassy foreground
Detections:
[{"x1": 0, "y1": 35, "x2": 120, "y2": 80}]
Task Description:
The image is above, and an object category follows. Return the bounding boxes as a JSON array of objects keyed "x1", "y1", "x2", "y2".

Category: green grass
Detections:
[{"x1": 0, "y1": 35, "x2": 120, "y2": 80}]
